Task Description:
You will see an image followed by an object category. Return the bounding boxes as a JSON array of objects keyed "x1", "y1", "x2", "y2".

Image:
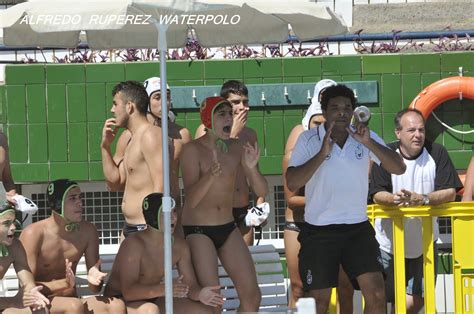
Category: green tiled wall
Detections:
[{"x1": 2, "y1": 52, "x2": 474, "y2": 182}]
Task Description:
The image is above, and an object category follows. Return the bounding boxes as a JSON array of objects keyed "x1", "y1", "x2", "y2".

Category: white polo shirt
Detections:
[{"x1": 289, "y1": 124, "x2": 385, "y2": 226}]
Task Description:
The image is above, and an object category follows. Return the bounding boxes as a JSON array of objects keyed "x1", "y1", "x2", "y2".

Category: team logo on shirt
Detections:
[
  {"x1": 355, "y1": 144, "x2": 364, "y2": 160},
  {"x1": 306, "y1": 270, "x2": 313, "y2": 285}
]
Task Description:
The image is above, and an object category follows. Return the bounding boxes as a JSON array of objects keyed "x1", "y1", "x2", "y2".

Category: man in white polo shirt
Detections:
[
  {"x1": 369, "y1": 108, "x2": 462, "y2": 314},
  {"x1": 286, "y1": 84, "x2": 406, "y2": 314}
]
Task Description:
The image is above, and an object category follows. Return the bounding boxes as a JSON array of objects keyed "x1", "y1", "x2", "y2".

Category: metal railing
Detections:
[{"x1": 366, "y1": 202, "x2": 474, "y2": 313}]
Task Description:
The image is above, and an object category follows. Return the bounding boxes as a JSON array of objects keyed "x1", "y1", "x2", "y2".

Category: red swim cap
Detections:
[{"x1": 200, "y1": 96, "x2": 229, "y2": 129}]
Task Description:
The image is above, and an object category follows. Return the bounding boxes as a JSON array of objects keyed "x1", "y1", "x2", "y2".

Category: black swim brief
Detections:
[
  {"x1": 284, "y1": 221, "x2": 305, "y2": 233},
  {"x1": 183, "y1": 221, "x2": 236, "y2": 250},
  {"x1": 123, "y1": 223, "x2": 147, "y2": 237},
  {"x1": 232, "y1": 205, "x2": 249, "y2": 224}
]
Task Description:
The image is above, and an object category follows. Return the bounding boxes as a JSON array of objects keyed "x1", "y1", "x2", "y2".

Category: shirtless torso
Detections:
[
  {"x1": 182, "y1": 98, "x2": 263, "y2": 312},
  {"x1": 101, "y1": 82, "x2": 164, "y2": 229},
  {"x1": 105, "y1": 213, "x2": 222, "y2": 314}
]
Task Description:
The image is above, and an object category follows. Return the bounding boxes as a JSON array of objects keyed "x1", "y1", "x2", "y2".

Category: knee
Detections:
[
  {"x1": 134, "y1": 302, "x2": 160, "y2": 314},
  {"x1": 68, "y1": 299, "x2": 85, "y2": 314},
  {"x1": 109, "y1": 298, "x2": 126, "y2": 314},
  {"x1": 239, "y1": 287, "x2": 261, "y2": 310}
]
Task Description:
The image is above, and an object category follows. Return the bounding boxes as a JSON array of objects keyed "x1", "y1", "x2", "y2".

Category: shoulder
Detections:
[
  {"x1": 118, "y1": 233, "x2": 145, "y2": 256},
  {"x1": 285, "y1": 125, "x2": 304, "y2": 154},
  {"x1": 181, "y1": 139, "x2": 201, "y2": 155},
  {"x1": 20, "y1": 220, "x2": 45, "y2": 239},
  {"x1": 242, "y1": 127, "x2": 257, "y2": 143},
  {"x1": 141, "y1": 124, "x2": 162, "y2": 144},
  {"x1": 425, "y1": 141, "x2": 448, "y2": 155},
  {"x1": 80, "y1": 221, "x2": 98, "y2": 234},
  {"x1": 177, "y1": 125, "x2": 192, "y2": 144},
  {"x1": 0, "y1": 132, "x2": 8, "y2": 145}
]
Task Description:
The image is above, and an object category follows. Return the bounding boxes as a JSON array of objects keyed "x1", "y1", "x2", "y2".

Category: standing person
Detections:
[
  {"x1": 286, "y1": 84, "x2": 406, "y2": 314},
  {"x1": 282, "y1": 79, "x2": 335, "y2": 308},
  {"x1": 195, "y1": 80, "x2": 267, "y2": 245},
  {"x1": 105, "y1": 77, "x2": 191, "y2": 236},
  {"x1": 181, "y1": 97, "x2": 265, "y2": 312},
  {"x1": 0, "y1": 132, "x2": 18, "y2": 204},
  {"x1": 104, "y1": 193, "x2": 224, "y2": 314},
  {"x1": 10, "y1": 180, "x2": 125, "y2": 314},
  {"x1": 0, "y1": 202, "x2": 49, "y2": 312},
  {"x1": 101, "y1": 81, "x2": 163, "y2": 237},
  {"x1": 462, "y1": 156, "x2": 474, "y2": 202},
  {"x1": 370, "y1": 108, "x2": 463, "y2": 314}
]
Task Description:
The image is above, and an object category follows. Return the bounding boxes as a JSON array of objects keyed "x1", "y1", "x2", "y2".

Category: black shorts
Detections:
[{"x1": 298, "y1": 220, "x2": 383, "y2": 291}]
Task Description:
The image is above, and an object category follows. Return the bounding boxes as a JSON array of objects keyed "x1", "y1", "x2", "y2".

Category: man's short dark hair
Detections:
[
  {"x1": 394, "y1": 108, "x2": 425, "y2": 130},
  {"x1": 220, "y1": 80, "x2": 248, "y2": 98},
  {"x1": 112, "y1": 81, "x2": 149, "y2": 115},
  {"x1": 320, "y1": 84, "x2": 356, "y2": 111}
]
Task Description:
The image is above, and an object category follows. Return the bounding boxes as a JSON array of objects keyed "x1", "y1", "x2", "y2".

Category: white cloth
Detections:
[
  {"x1": 289, "y1": 124, "x2": 385, "y2": 225},
  {"x1": 302, "y1": 79, "x2": 336, "y2": 130}
]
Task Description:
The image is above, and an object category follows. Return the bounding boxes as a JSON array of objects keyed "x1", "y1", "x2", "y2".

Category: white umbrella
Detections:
[{"x1": 0, "y1": 1, "x2": 348, "y2": 312}]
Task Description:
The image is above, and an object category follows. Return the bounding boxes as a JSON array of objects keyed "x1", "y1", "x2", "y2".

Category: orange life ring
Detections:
[{"x1": 409, "y1": 76, "x2": 474, "y2": 119}]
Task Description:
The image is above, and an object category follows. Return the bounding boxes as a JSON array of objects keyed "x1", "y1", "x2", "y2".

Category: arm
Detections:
[
  {"x1": 282, "y1": 126, "x2": 306, "y2": 211},
  {"x1": 194, "y1": 124, "x2": 206, "y2": 139},
  {"x1": 101, "y1": 119, "x2": 125, "y2": 191},
  {"x1": 12, "y1": 240, "x2": 49, "y2": 310},
  {"x1": 142, "y1": 127, "x2": 164, "y2": 193},
  {"x1": 0, "y1": 133, "x2": 17, "y2": 203},
  {"x1": 177, "y1": 240, "x2": 224, "y2": 307},
  {"x1": 84, "y1": 225, "x2": 105, "y2": 293},
  {"x1": 241, "y1": 142, "x2": 268, "y2": 200},
  {"x1": 180, "y1": 143, "x2": 220, "y2": 209},
  {"x1": 19, "y1": 227, "x2": 72, "y2": 296},
  {"x1": 286, "y1": 123, "x2": 334, "y2": 192},
  {"x1": 348, "y1": 125, "x2": 405, "y2": 175},
  {"x1": 462, "y1": 157, "x2": 474, "y2": 202}
]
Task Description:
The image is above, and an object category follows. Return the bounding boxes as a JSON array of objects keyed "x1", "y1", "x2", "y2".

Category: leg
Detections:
[
  {"x1": 307, "y1": 288, "x2": 332, "y2": 314},
  {"x1": 82, "y1": 296, "x2": 126, "y2": 314},
  {"x1": 126, "y1": 301, "x2": 160, "y2": 314},
  {"x1": 185, "y1": 234, "x2": 220, "y2": 287},
  {"x1": 218, "y1": 229, "x2": 261, "y2": 312},
  {"x1": 156, "y1": 297, "x2": 218, "y2": 314},
  {"x1": 341, "y1": 222, "x2": 385, "y2": 314},
  {"x1": 49, "y1": 296, "x2": 85, "y2": 314},
  {"x1": 238, "y1": 221, "x2": 254, "y2": 246},
  {"x1": 337, "y1": 265, "x2": 354, "y2": 314},
  {"x1": 356, "y1": 272, "x2": 386, "y2": 314},
  {"x1": 405, "y1": 255, "x2": 424, "y2": 314},
  {"x1": 284, "y1": 228, "x2": 304, "y2": 308}
]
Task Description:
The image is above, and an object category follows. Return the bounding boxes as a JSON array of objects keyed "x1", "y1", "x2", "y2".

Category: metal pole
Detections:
[{"x1": 156, "y1": 21, "x2": 173, "y2": 314}]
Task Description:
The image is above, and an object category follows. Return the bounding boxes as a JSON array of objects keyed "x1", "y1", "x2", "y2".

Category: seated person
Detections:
[
  {"x1": 7, "y1": 180, "x2": 125, "y2": 314},
  {"x1": 0, "y1": 202, "x2": 49, "y2": 312},
  {"x1": 104, "y1": 193, "x2": 224, "y2": 314}
]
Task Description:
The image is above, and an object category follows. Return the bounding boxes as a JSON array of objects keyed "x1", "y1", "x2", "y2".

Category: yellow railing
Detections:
[{"x1": 364, "y1": 202, "x2": 474, "y2": 314}]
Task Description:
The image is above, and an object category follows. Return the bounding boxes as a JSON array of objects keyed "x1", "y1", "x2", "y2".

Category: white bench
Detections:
[{"x1": 0, "y1": 244, "x2": 288, "y2": 313}]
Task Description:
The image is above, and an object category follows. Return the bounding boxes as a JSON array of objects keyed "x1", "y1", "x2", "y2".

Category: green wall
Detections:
[{"x1": 2, "y1": 52, "x2": 474, "y2": 182}]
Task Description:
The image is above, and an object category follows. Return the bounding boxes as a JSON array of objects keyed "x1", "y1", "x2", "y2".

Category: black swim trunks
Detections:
[
  {"x1": 123, "y1": 223, "x2": 147, "y2": 237},
  {"x1": 232, "y1": 205, "x2": 249, "y2": 224},
  {"x1": 183, "y1": 221, "x2": 237, "y2": 250},
  {"x1": 284, "y1": 221, "x2": 305, "y2": 233}
]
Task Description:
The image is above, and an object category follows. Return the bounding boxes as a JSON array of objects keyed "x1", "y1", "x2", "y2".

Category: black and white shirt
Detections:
[{"x1": 370, "y1": 141, "x2": 462, "y2": 258}]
